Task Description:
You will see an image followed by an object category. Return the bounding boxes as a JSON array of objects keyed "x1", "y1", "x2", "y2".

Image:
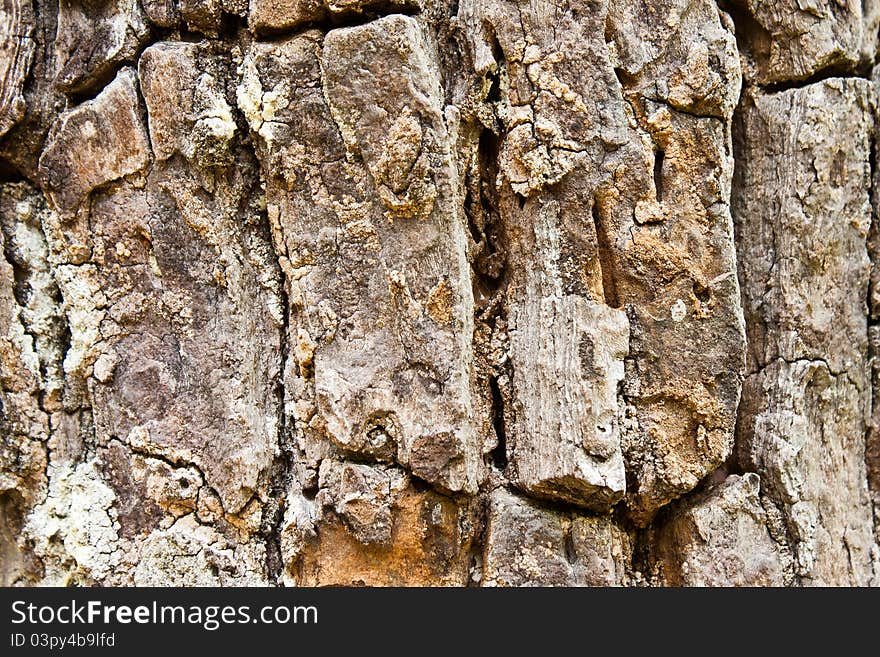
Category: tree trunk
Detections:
[{"x1": 1, "y1": 0, "x2": 878, "y2": 586}]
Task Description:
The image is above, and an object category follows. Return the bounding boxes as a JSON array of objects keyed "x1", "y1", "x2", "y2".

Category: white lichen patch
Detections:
[
  {"x1": 92, "y1": 350, "x2": 118, "y2": 383},
  {"x1": 671, "y1": 299, "x2": 687, "y2": 322},
  {"x1": 236, "y1": 58, "x2": 291, "y2": 149},
  {"x1": 133, "y1": 515, "x2": 267, "y2": 586},
  {"x1": 54, "y1": 264, "x2": 107, "y2": 378},
  {"x1": 23, "y1": 461, "x2": 121, "y2": 584}
]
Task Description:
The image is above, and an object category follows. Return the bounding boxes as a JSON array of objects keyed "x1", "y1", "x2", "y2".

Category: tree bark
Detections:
[{"x1": 1, "y1": 0, "x2": 878, "y2": 586}]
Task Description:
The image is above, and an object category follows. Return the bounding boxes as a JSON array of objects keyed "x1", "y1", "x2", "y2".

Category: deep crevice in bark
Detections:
[
  {"x1": 0, "y1": 158, "x2": 26, "y2": 183},
  {"x1": 757, "y1": 64, "x2": 875, "y2": 94},
  {"x1": 466, "y1": 492, "x2": 489, "y2": 587},
  {"x1": 652, "y1": 148, "x2": 664, "y2": 202},
  {"x1": 867, "y1": 123, "x2": 880, "y2": 551},
  {"x1": 252, "y1": 167, "x2": 293, "y2": 586},
  {"x1": 563, "y1": 522, "x2": 576, "y2": 565},
  {"x1": 716, "y1": 0, "x2": 771, "y2": 68},
  {"x1": 488, "y1": 375, "x2": 508, "y2": 472},
  {"x1": 469, "y1": 128, "x2": 507, "y2": 308},
  {"x1": 591, "y1": 199, "x2": 620, "y2": 309}
]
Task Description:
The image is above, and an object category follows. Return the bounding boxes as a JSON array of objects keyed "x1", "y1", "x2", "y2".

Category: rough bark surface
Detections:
[{"x1": 0, "y1": 0, "x2": 878, "y2": 586}]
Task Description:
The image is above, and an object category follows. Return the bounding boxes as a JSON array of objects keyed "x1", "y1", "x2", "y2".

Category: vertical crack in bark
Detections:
[
  {"x1": 624, "y1": 515, "x2": 654, "y2": 586},
  {"x1": 867, "y1": 123, "x2": 880, "y2": 556},
  {"x1": 562, "y1": 521, "x2": 577, "y2": 565},
  {"x1": 256, "y1": 192, "x2": 293, "y2": 586},
  {"x1": 465, "y1": 64, "x2": 513, "y2": 578},
  {"x1": 260, "y1": 283, "x2": 292, "y2": 586},
  {"x1": 469, "y1": 128, "x2": 507, "y2": 312},
  {"x1": 591, "y1": 199, "x2": 620, "y2": 309},
  {"x1": 466, "y1": 492, "x2": 489, "y2": 587},
  {"x1": 652, "y1": 148, "x2": 664, "y2": 202},
  {"x1": 488, "y1": 374, "x2": 507, "y2": 472}
]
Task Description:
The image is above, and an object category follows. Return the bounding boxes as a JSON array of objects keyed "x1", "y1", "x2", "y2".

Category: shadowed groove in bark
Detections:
[
  {"x1": 469, "y1": 128, "x2": 507, "y2": 308},
  {"x1": 465, "y1": 490, "x2": 489, "y2": 587},
  {"x1": 867, "y1": 109, "x2": 880, "y2": 550},
  {"x1": 488, "y1": 375, "x2": 507, "y2": 472},
  {"x1": 591, "y1": 199, "x2": 620, "y2": 309},
  {"x1": 0, "y1": 160, "x2": 26, "y2": 183},
  {"x1": 652, "y1": 148, "x2": 664, "y2": 202},
  {"x1": 260, "y1": 261, "x2": 292, "y2": 586},
  {"x1": 758, "y1": 65, "x2": 876, "y2": 93}
]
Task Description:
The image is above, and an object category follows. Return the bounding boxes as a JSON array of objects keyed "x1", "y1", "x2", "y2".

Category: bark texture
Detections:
[{"x1": 0, "y1": 0, "x2": 878, "y2": 586}]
